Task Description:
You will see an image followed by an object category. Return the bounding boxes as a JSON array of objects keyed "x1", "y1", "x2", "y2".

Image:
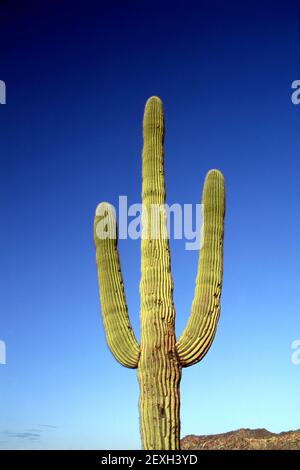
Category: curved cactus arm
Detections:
[
  {"x1": 94, "y1": 202, "x2": 140, "y2": 368},
  {"x1": 176, "y1": 170, "x2": 225, "y2": 367}
]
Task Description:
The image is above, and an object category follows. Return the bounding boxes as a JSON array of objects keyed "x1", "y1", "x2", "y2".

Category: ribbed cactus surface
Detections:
[{"x1": 94, "y1": 96, "x2": 225, "y2": 450}]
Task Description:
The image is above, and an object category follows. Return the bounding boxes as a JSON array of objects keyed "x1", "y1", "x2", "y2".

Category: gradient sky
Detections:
[{"x1": 0, "y1": 0, "x2": 300, "y2": 450}]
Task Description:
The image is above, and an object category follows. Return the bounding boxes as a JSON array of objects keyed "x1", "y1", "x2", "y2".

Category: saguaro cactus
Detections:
[{"x1": 93, "y1": 96, "x2": 225, "y2": 450}]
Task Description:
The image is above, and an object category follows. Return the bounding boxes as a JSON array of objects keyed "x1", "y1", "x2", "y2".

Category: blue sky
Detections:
[{"x1": 0, "y1": 0, "x2": 300, "y2": 449}]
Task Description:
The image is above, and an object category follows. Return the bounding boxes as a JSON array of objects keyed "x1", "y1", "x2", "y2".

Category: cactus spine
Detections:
[{"x1": 94, "y1": 96, "x2": 225, "y2": 450}]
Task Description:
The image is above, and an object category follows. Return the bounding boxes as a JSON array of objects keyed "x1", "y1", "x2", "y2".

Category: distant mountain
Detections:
[{"x1": 181, "y1": 428, "x2": 300, "y2": 450}]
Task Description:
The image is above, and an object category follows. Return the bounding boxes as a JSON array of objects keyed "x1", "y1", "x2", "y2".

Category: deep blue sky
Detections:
[{"x1": 0, "y1": 0, "x2": 300, "y2": 449}]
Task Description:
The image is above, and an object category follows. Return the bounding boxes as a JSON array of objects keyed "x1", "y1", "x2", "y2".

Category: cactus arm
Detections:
[
  {"x1": 176, "y1": 170, "x2": 225, "y2": 367},
  {"x1": 94, "y1": 202, "x2": 140, "y2": 369}
]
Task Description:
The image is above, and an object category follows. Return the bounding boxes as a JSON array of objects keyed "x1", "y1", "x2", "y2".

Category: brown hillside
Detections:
[{"x1": 181, "y1": 428, "x2": 300, "y2": 450}]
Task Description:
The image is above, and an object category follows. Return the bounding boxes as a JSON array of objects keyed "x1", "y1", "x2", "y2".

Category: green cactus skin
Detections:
[
  {"x1": 94, "y1": 203, "x2": 140, "y2": 368},
  {"x1": 93, "y1": 96, "x2": 225, "y2": 450}
]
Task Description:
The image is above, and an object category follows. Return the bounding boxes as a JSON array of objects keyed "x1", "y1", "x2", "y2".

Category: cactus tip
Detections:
[
  {"x1": 206, "y1": 169, "x2": 224, "y2": 180},
  {"x1": 143, "y1": 96, "x2": 164, "y2": 131},
  {"x1": 146, "y1": 96, "x2": 162, "y2": 106},
  {"x1": 95, "y1": 201, "x2": 113, "y2": 217}
]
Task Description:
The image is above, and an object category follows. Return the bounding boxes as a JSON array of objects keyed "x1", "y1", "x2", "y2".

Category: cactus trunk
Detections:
[
  {"x1": 138, "y1": 97, "x2": 181, "y2": 449},
  {"x1": 93, "y1": 96, "x2": 225, "y2": 450}
]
